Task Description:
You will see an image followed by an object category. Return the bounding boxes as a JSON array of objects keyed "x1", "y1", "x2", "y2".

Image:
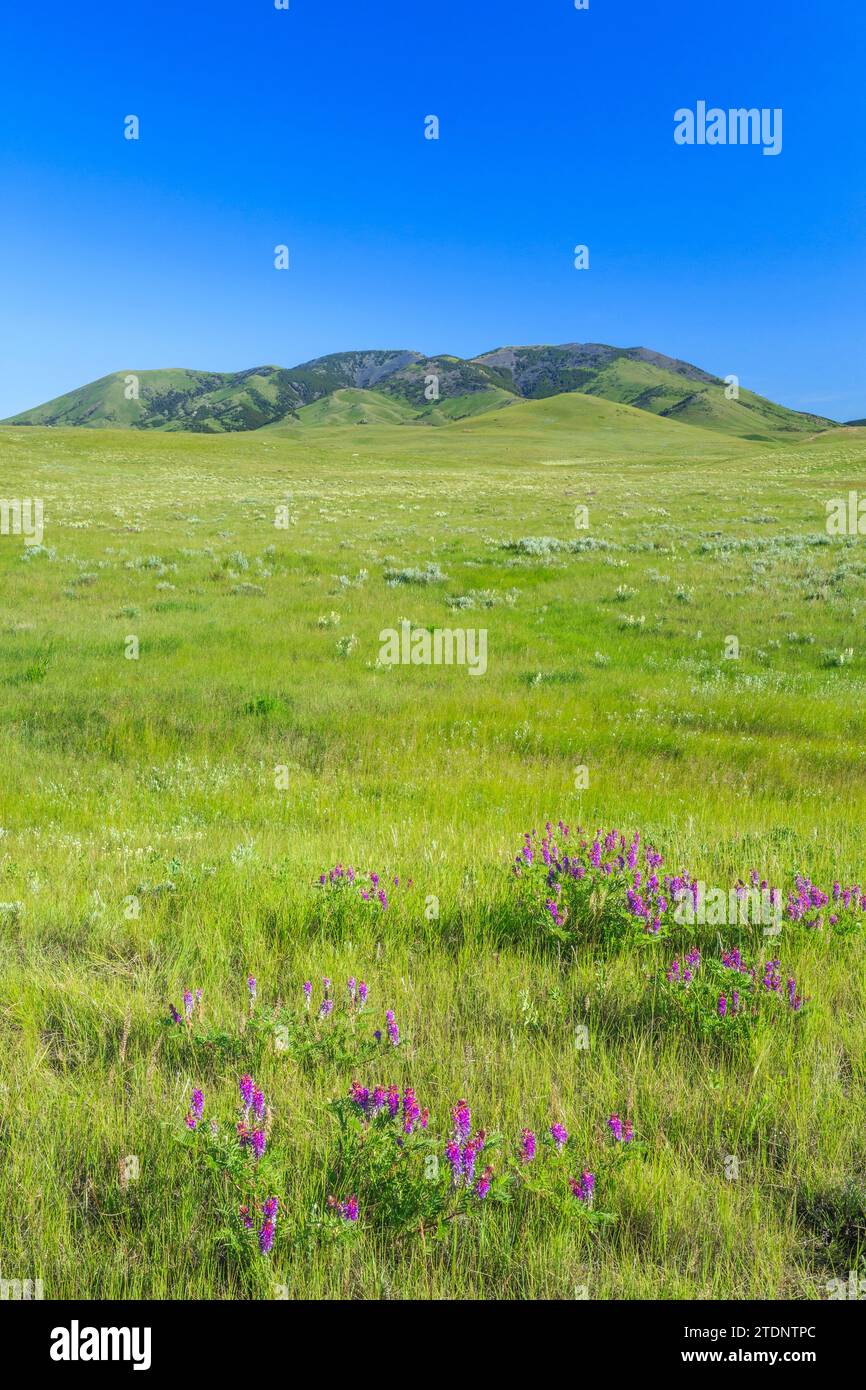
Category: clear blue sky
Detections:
[{"x1": 1, "y1": 0, "x2": 864, "y2": 420}]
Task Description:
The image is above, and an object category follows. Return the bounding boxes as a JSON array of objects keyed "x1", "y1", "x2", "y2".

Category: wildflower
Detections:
[
  {"x1": 462, "y1": 1133, "x2": 485, "y2": 1183},
  {"x1": 247, "y1": 976, "x2": 257, "y2": 1002},
  {"x1": 239, "y1": 1074, "x2": 254, "y2": 1110},
  {"x1": 259, "y1": 1220, "x2": 275, "y2": 1254},
  {"x1": 387, "y1": 1085, "x2": 400, "y2": 1119},
  {"x1": 349, "y1": 1081, "x2": 371, "y2": 1115},
  {"x1": 608, "y1": 1114, "x2": 623, "y2": 1142},
  {"x1": 569, "y1": 1171, "x2": 595, "y2": 1204},
  {"x1": 251, "y1": 1130, "x2": 266, "y2": 1161},
  {"x1": 762, "y1": 960, "x2": 782, "y2": 993},
  {"x1": 184, "y1": 1087, "x2": 204, "y2": 1129},
  {"x1": 303, "y1": 980, "x2": 312, "y2": 1008},
  {"x1": 319, "y1": 998, "x2": 334, "y2": 1019},
  {"x1": 329, "y1": 1194, "x2": 359, "y2": 1223},
  {"x1": 183, "y1": 990, "x2": 194, "y2": 1021},
  {"x1": 252, "y1": 1088, "x2": 266, "y2": 1120},
  {"x1": 239, "y1": 1204, "x2": 254, "y2": 1229},
  {"x1": 385, "y1": 1009, "x2": 399, "y2": 1046},
  {"x1": 445, "y1": 1138, "x2": 462, "y2": 1183},
  {"x1": 169, "y1": 1004, "x2": 183, "y2": 1025},
  {"x1": 550, "y1": 1122, "x2": 568, "y2": 1153},
  {"x1": 402, "y1": 1087, "x2": 420, "y2": 1133},
  {"x1": 518, "y1": 1128, "x2": 537, "y2": 1164},
  {"x1": 718, "y1": 995, "x2": 727, "y2": 1018},
  {"x1": 787, "y1": 977, "x2": 805, "y2": 1011},
  {"x1": 371, "y1": 1086, "x2": 387, "y2": 1111},
  {"x1": 347, "y1": 977, "x2": 357, "y2": 1004},
  {"x1": 358, "y1": 980, "x2": 368, "y2": 1008},
  {"x1": 452, "y1": 1100, "x2": 471, "y2": 1143},
  {"x1": 475, "y1": 1164, "x2": 494, "y2": 1200}
]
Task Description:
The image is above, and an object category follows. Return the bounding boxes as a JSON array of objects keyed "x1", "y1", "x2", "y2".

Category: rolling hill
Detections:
[{"x1": 2, "y1": 342, "x2": 838, "y2": 441}]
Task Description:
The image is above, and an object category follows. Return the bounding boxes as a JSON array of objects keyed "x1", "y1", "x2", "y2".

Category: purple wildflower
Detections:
[
  {"x1": 550, "y1": 1122, "x2": 568, "y2": 1153},
  {"x1": 569, "y1": 1171, "x2": 595, "y2": 1204},
  {"x1": 184, "y1": 1087, "x2": 204, "y2": 1130},
  {"x1": 349, "y1": 1080, "x2": 371, "y2": 1114},
  {"x1": 452, "y1": 1099, "x2": 472, "y2": 1143},
  {"x1": 475, "y1": 1164, "x2": 494, "y2": 1200},
  {"x1": 445, "y1": 1138, "x2": 462, "y2": 1183}
]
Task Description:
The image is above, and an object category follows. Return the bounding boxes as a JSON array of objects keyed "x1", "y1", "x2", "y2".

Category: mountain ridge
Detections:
[{"x1": 2, "y1": 342, "x2": 839, "y2": 441}]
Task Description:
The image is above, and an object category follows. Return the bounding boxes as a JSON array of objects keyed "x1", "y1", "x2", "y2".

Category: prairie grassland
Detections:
[{"x1": 0, "y1": 409, "x2": 864, "y2": 1299}]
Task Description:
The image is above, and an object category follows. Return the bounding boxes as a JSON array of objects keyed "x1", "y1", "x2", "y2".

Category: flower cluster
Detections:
[
  {"x1": 327, "y1": 1194, "x2": 359, "y2": 1223},
  {"x1": 168, "y1": 987, "x2": 203, "y2": 1026},
  {"x1": 514, "y1": 823, "x2": 689, "y2": 941},
  {"x1": 569, "y1": 1172, "x2": 596, "y2": 1204},
  {"x1": 445, "y1": 1099, "x2": 489, "y2": 1197},
  {"x1": 237, "y1": 1073, "x2": 271, "y2": 1159},
  {"x1": 348, "y1": 1081, "x2": 429, "y2": 1135},
  {"x1": 786, "y1": 874, "x2": 866, "y2": 931},
  {"x1": 659, "y1": 944, "x2": 809, "y2": 1036},
  {"x1": 667, "y1": 947, "x2": 701, "y2": 983},
  {"x1": 184, "y1": 1087, "x2": 205, "y2": 1130},
  {"x1": 608, "y1": 1113, "x2": 634, "y2": 1144},
  {"x1": 240, "y1": 1195, "x2": 279, "y2": 1254},
  {"x1": 514, "y1": 823, "x2": 866, "y2": 942},
  {"x1": 317, "y1": 864, "x2": 410, "y2": 914}
]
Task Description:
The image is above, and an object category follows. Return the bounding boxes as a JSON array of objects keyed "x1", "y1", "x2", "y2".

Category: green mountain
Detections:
[
  {"x1": 3, "y1": 342, "x2": 837, "y2": 440},
  {"x1": 470, "y1": 344, "x2": 834, "y2": 440}
]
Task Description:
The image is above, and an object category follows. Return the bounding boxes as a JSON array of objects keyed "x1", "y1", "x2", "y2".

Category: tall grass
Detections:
[{"x1": 0, "y1": 419, "x2": 864, "y2": 1297}]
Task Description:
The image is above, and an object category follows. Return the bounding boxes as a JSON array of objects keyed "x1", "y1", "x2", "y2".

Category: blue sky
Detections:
[{"x1": 1, "y1": 0, "x2": 864, "y2": 420}]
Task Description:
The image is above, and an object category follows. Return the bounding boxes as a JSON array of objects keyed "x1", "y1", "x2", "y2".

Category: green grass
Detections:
[{"x1": 0, "y1": 410, "x2": 864, "y2": 1299}]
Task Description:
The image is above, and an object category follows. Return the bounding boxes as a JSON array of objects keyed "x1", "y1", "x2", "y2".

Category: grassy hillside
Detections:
[
  {"x1": 582, "y1": 357, "x2": 831, "y2": 440},
  {"x1": 0, "y1": 413, "x2": 864, "y2": 1299},
  {"x1": 294, "y1": 388, "x2": 417, "y2": 427},
  {"x1": 5, "y1": 342, "x2": 836, "y2": 443},
  {"x1": 2, "y1": 368, "x2": 228, "y2": 429}
]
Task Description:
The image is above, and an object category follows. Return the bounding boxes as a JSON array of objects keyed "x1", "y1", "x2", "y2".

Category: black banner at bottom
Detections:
[{"x1": 2, "y1": 1297, "x2": 859, "y2": 1374}]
